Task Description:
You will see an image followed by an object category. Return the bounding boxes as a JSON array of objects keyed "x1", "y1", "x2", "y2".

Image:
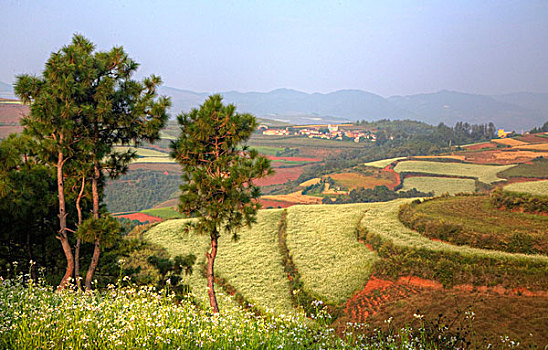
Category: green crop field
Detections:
[
  {"x1": 285, "y1": 204, "x2": 378, "y2": 304},
  {"x1": 497, "y1": 158, "x2": 548, "y2": 179},
  {"x1": 363, "y1": 157, "x2": 406, "y2": 168},
  {"x1": 145, "y1": 210, "x2": 295, "y2": 314},
  {"x1": 141, "y1": 207, "x2": 185, "y2": 219},
  {"x1": 399, "y1": 176, "x2": 476, "y2": 195},
  {"x1": 251, "y1": 145, "x2": 283, "y2": 156},
  {"x1": 394, "y1": 160, "x2": 514, "y2": 184},
  {"x1": 249, "y1": 135, "x2": 364, "y2": 149},
  {"x1": 359, "y1": 199, "x2": 548, "y2": 264},
  {"x1": 400, "y1": 195, "x2": 548, "y2": 255},
  {"x1": 504, "y1": 180, "x2": 548, "y2": 196}
]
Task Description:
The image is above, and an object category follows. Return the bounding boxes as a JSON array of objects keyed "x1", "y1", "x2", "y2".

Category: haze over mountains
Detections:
[{"x1": 1, "y1": 81, "x2": 546, "y2": 130}]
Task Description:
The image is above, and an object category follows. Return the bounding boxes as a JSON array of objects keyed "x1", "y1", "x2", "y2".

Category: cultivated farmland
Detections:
[
  {"x1": 330, "y1": 172, "x2": 396, "y2": 190},
  {"x1": 285, "y1": 204, "x2": 378, "y2": 304},
  {"x1": 504, "y1": 180, "x2": 548, "y2": 196},
  {"x1": 145, "y1": 210, "x2": 295, "y2": 314},
  {"x1": 399, "y1": 176, "x2": 476, "y2": 195},
  {"x1": 363, "y1": 157, "x2": 406, "y2": 168},
  {"x1": 393, "y1": 160, "x2": 514, "y2": 184}
]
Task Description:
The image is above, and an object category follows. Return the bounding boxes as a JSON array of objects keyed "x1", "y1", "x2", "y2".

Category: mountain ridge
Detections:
[{"x1": 1, "y1": 81, "x2": 546, "y2": 129}]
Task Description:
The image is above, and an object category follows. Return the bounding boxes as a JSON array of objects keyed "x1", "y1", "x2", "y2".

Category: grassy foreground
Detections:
[{"x1": 1, "y1": 279, "x2": 479, "y2": 350}]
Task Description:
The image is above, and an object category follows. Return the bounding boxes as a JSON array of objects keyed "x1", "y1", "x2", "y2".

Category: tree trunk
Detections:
[
  {"x1": 74, "y1": 238, "x2": 82, "y2": 289},
  {"x1": 85, "y1": 163, "x2": 101, "y2": 291},
  {"x1": 57, "y1": 150, "x2": 74, "y2": 290},
  {"x1": 74, "y1": 176, "x2": 85, "y2": 290},
  {"x1": 205, "y1": 232, "x2": 219, "y2": 313},
  {"x1": 85, "y1": 239, "x2": 100, "y2": 291}
]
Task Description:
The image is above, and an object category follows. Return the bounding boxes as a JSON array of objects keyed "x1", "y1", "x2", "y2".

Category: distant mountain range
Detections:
[
  {"x1": 160, "y1": 87, "x2": 548, "y2": 130},
  {"x1": 1, "y1": 81, "x2": 546, "y2": 130}
]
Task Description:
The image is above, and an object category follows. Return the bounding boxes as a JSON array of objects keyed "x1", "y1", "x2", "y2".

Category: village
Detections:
[{"x1": 258, "y1": 123, "x2": 377, "y2": 143}]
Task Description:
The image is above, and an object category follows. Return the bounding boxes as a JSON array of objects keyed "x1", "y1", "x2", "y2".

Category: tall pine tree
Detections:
[{"x1": 170, "y1": 95, "x2": 272, "y2": 312}]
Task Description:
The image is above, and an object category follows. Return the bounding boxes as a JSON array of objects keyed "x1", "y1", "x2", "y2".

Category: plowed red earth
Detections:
[
  {"x1": 254, "y1": 166, "x2": 305, "y2": 186},
  {"x1": 258, "y1": 198, "x2": 294, "y2": 208},
  {"x1": 344, "y1": 275, "x2": 548, "y2": 324},
  {"x1": 0, "y1": 103, "x2": 28, "y2": 124},
  {"x1": 114, "y1": 212, "x2": 162, "y2": 223},
  {"x1": 266, "y1": 156, "x2": 322, "y2": 162},
  {"x1": 464, "y1": 142, "x2": 498, "y2": 150}
]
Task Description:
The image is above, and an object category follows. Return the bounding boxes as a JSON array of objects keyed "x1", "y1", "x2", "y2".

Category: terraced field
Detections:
[
  {"x1": 360, "y1": 199, "x2": 547, "y2": 262},
  {"x1": 145, "y1": 204, "x2": 377, "y2": 310},
  {"x1": 145, "y1": 210, "x2": 294, "y2": 313},
  {"x1": 393, "y1": 160, "x2": 514, "y2": 184},
  {"x1": 399, "y1": 176, "x2": 476, "y2": 195},
  {"x1": 285, "y1": 204, "x2": 378, "y2": 304},
  {"x1": 504, "y1": 180, "x2": 548, "y2": 196}
]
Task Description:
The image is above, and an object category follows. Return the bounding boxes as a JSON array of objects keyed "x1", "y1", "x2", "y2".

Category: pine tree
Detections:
[
  {"x1": 170, "y1": 95, "x2": 272, "y2": 312},
  {"x1": 15, "y1": 34, "x2": 170, "y2": 289}
]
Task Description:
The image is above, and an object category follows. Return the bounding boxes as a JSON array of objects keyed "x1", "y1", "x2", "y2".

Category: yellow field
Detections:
[
  {"x1": 492, "y1": 138, "x2": 529, "y2": 146},
  {"x1": 399, "y1": 176, "x2": 477, "y2": 195},
  {"x1": 299, "y1": 178, "x2": 321, "y2": 187},
  {"x1": 262, "y1": 191, "x2": 323, "y2": 204},
  {"x1": 493, "y1": 150, "x2": 548, "y2": 160},
  {"x1": 145, "y1": 209, "x2": 295, "y2": 314},
  {"x1": 512, "y1": 143, "x2": 548, "y2": 151},
  {"x1": 286, "y1": 203, "x2": 378, "y2": 304}
]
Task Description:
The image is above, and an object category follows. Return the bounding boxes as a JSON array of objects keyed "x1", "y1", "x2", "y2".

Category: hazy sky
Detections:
[{"x1": 1, "y1": 0, "x2": 547, "y2": 96}]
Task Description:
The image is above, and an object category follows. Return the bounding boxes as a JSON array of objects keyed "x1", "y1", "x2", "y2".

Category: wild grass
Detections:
[
  {"x1": 394, "y1": 160, "x2": 514, "y2": 184},
  {"x1": 285, "y1": 204, "x2": 379, "y2": 304},
  {"x1": 2, "y1": 278, "x2": 495, "y2": 349},
  {"x1": 144, "y1": 210, "x2": 295, "y2": 314},
  {"x1": 504, "y1": 180, "x2": 548, "y2": 196},
  {"x1": 0, "y1": 280, "x2": 350, "y2": 349},
  {"x1": 363, "y1": 157, "x2": 406, "y2": 168},
  {"x1": 399, "y1": 176, "x2": 476, "y2": 195}
]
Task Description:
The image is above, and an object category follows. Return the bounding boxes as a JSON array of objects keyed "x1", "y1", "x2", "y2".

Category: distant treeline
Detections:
[
  {"x1": 104, "y1": 170, "x2": 181, "y2": 213},
  {"x1": 323, "y1": 185, "x2": 433, "y2": 204},
  {"x1": 298, "y1": 120, "x2": 497, "y2": 183}
]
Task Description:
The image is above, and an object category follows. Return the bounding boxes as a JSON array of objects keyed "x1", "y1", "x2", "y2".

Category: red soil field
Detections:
[
  {"x1": 0, "y1": 125, "x2": 23, "y2": 139},
  {"x1": 382, "y1": 165, "x2": 401, "y2": 189},
  {"x1": 266, "y1": 155, "x2": 322, "y2": 162},
  {"x1": 464, "y1": 142, "x2": 498, "y2": 150},
  {"x1": 257, "y1": 198, "x2": 294, "y2": 208},
  {"x1": 344, "y1": 274, "x2": 548, "y2": 325},
  {"x1": 114, "y1": 212, "x2": 162, "y2": 223},
  {"x1": 0, "y1": 103, "x2": 28, "y2": 124},
  {"x1": 254, "y1": 166, "x2": 305, "y2": 186},
  {"x1": 516, "y1": 134, "x2": 548, "y2": 144}
]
